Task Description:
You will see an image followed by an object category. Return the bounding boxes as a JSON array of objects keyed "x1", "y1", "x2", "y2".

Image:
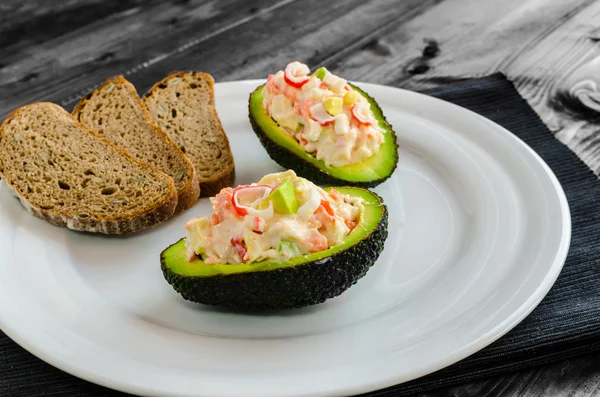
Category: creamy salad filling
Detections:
[
  {"x1": 185, "y1": 170, "x2": 364, "y2": 264},
  {"x1": 263, "y1": 62, "x2": 385, "y2": 167}
]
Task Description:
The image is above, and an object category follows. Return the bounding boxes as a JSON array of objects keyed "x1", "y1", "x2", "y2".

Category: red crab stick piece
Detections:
[
  {"x1": 284, "y1": 61, "x2": 310, "y2": 88},
  {"x1": 352, "y1": 101, "x2": 374, "y2": 126},
  {"x1": 231, "y1": 185, "x2": 272, "y2": 216}
]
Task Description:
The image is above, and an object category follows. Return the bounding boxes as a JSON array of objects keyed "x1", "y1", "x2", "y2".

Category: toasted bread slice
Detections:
[
  {"x1": 0, "y1": 102, "x2": 177, "y2": 234},
  {"x1": 73, "y1": 75, "x2": 199, "y2": 214},
  {"x1": 143, "y1": 72, "x2": 235, "y2": 197}
]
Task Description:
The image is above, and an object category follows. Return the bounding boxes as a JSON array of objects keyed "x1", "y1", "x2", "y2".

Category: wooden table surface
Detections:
[{"x1": 2, "y1": 0, "x2": 600, "y2": 396}]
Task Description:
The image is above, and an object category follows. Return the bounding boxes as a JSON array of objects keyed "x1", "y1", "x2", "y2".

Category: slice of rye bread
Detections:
[
  {"x1": 73, "y1": 75, "x2": 199, "y2": 214},
  {"x1": 0, "y1": 102, "x2": 178, "y2": 234},
  {"x1": 143, "y1": 71, "x2": 235, "y2": 197}
]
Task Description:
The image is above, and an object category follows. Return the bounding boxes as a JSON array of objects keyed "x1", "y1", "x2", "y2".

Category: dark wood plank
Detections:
[
  {"x1": 502, "y1": 0, "x2": 600, "y2": 175},
  {"x1": 0, "y1": 0, "x2": 441, "y2": 118},
  {"x1": 323, "y1": 0, "x2": 595, "y2": 88},
  {"x1": 417, "y1": 352, "x2": 600, "y2": 397},
  {"x1": 128, "y1": 0, "x2": 443, "y2": 87},
  {"x1": 0, "y1": 0, "x2": 285, "y2": 117},
  {"x1": 0, "y1": 0, "x2": 150, "y2": 52},
  {"x1": 321, "y1": 0, "x2": 600, "y2": 176}
]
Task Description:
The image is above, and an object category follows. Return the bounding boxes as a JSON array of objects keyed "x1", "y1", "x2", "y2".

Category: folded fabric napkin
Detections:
[{"x1": 1, "y1": 74, "x2": 599, "y2": 396}]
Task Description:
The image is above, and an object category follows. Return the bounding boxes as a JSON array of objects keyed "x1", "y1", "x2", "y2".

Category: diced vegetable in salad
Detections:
[
  {"x1": 184, "y1": 170, "x2": 364, "y2": 264},
  {"x1": 262, "y1": 62, "x2": 386, "y2": 167}
]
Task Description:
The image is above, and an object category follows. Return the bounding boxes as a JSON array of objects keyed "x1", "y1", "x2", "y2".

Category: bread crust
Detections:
[
  {"x1": 143, "y1": 71, "x2": 235, "y2": 197},
  {"x1": 0, "y1": 102, "x2": 178, "y2": 234},
  {"x1": 73, "y1": 75, "x2": 200, "y2": 214}
]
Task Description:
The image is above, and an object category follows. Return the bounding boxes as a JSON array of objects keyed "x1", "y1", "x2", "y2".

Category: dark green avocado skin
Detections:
[
  {"x1": 160, "y1": 206, "x2": 388, "y2": 311},
  {"x1": 248, "y1": 84, "x2": 399, "y2": 188}
]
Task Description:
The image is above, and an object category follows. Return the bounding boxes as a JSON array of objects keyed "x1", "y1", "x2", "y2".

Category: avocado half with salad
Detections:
[
  {"x1": 160, "y1": 170, "x2": 388, "y2": 310},
  {"x1": 248, "y1": 62, "x2": 398, "y2": 188}
]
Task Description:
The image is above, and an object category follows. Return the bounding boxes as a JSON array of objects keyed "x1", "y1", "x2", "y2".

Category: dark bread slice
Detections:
[
  {"x1": 0, "y1": 102, "x2": 177, "y2": 234},
  {"x1": 143, "y1": 71, "x2": 235, "y2": 197},
  {"x1": 73, "y1": 75, "x2": 199, "y2": 214}
]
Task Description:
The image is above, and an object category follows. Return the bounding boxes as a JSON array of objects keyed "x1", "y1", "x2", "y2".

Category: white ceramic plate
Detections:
[{"x1": 0, "y1": 81, "x2": 570, "y2": 397}]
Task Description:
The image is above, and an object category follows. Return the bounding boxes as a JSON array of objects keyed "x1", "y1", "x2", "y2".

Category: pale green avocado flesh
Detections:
[{"x1": 266, "y1": 178, "x2": 298, "y2": 214}]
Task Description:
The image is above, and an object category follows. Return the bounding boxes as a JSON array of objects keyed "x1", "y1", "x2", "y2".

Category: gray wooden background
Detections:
[{"x1": 1, "y1": 0, "x2": 600, "y2": 396}]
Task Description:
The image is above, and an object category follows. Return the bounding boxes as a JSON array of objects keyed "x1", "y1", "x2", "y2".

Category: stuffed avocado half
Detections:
[
  {"x1": 249, "y1": 62, "x2": 398, "y2": 188},
  {"x1": 160, "y1": 170, "x2": 388, "y2": 310}
]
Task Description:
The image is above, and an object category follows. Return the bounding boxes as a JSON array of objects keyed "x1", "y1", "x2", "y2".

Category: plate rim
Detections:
[{"x1": 0, "y1": 80, "x2": 571, "y2": 397}]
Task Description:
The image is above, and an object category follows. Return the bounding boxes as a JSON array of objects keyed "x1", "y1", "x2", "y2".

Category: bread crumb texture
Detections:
[
  {"x1": 144, "y1": 72, "x2": 235, "y2": 194},
  {"x1": 0, "y1": 103, "x2": 175, "y2": 231},
  {"x1": 76, "y1": 77, "x2": 195, "y2": 197}
]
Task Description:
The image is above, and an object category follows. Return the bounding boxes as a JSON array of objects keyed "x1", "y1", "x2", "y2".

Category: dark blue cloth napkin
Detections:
[{"x1": 1, "y1": 74, "x2": 599, "y2": 396}]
